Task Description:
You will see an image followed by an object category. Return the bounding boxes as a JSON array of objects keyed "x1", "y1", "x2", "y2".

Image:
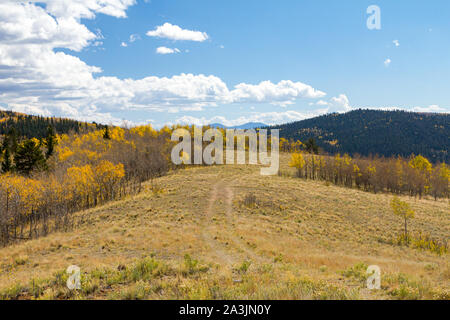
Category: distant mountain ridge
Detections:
[
  {"x1": 270, "y1": 109, "x2": 449, "y2": 163},
  {"x1": 209, "y1": 122, "x2": 267, "y2": 130}
]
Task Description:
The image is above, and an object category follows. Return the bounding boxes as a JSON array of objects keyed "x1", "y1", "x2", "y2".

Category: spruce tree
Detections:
[
  {"x1": 45, "y1": 125, "x2": 57, "y2": 159},
  {"x1": 7, "y1": 128, "x2": 18, "y2": 154},
  {"x1": 1, "y1": 146, "x2": 12, "y2": 173},
  {"x1": 103, "y1": 125, "x2": 111, "y2": 140},
  {"x1": 14, "y1": 139, "x2": 46, "y2": 175},
  {"x1": 305, "y1": 138, "x2": 319, "y2": 154}
]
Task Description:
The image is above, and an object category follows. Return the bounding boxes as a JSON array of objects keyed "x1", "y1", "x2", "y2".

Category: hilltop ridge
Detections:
[{"x1": 271, "y1": 109, "x2": 449, "y2": 162}]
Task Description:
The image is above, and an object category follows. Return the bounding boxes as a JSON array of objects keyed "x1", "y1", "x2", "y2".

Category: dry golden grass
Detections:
[{"x1": 0, "y1": 154, "x2": 448, "y2": 300}]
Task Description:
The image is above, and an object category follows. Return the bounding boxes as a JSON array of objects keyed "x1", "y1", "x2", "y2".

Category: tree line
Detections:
[
  {"x1": 289, "y1": 151, "x2": 449, "y2": 200},
  {"x1": 0, "y1": 110, "x2": 101, "y2": 139}
]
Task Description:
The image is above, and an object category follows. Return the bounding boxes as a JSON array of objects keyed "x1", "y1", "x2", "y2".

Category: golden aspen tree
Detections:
[
  {"x1": 390, "y1": 196, "x2": 415, "y2": 242},
  {"x1": 408, "y1": 155, "x2": 432, "y2": 198},
  {"x1": 289, "y1": 153, "x2": 306, "y2": 177}
]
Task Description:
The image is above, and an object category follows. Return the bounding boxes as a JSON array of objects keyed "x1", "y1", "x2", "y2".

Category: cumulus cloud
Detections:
[
  {"x1": 0, "y1": 2, "x2": 96, "y2": 51},
  {"x1": 309, "y1": 94, "x2": 351, "y2": 113},
  {"x1": 384, "y1": 58, "x2": 392, "y2": 67},
  {"x1": 0, "y1": 1, "x2": 329, "y2": 125},
  {"x1": 393, "y1": 40, "x2": 400, "y2": 47},
  {"x1": 156, "y1": 46, "x2": 180, "y2": 54},
  {"x1": 230, "y1": 80, "x2": 326, "y2": 106},
  {"x1": 146, "y1": 23, "x2": 209, "y2": 42},
  {"x1": 173, "y1": 109, "x2": 328, "y2": 127},
  {"x1": 329, "y1": 94, "x2": 351, "y2": 112}
]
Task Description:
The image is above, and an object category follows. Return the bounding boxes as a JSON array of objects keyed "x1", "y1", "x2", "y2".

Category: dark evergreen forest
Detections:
[{"x1": 270, "y1": 110, "x2": 449, "y2": 163}]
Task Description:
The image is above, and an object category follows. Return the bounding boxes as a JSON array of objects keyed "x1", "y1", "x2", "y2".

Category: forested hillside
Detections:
[
  {"x1": 0, "y1": 111, "x2": 99, "y2": 138},
  {"x1": 271, "y1": 110, "x2": 449, "y2": 162},
  {"x1": 0, "y1": 125, "x2": 174, "y2": 246}
]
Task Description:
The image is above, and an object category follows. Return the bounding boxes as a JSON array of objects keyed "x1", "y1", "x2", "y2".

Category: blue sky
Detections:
[{"x1": 0, "y1": 0, "x2": 449, "y2": 127}]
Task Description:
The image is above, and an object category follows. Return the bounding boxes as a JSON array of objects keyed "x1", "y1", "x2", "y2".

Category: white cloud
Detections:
[
  {"x1": 309, "y1": 94, "x2": 351, "y2": 113},
  {"x1": 121, "y1": 42, "x2": 128, "y2": 47},
  {"x1": 0, "y1": 2, "x2": 96, "y2": 52},
  {"x1": 412, "y1": 105, "x2": 447, "y2": 113},
  {"x1": 230, "y1": 80, "x2": 326, "y2": 106},
  {"x1": 173, "y1": 109, "x2": 328, "y2": 127},
  {"x1": 156, "y1": 46, "x2": 180, "y2": 54},
  {"x1": 384, "y1": 58, "x2": 392, "y2": 67},
  {"x1": 314, "y1": 100, "x2": 329, "y2": 106},
  {"x1": 0, "y1": 1, "x2": 330, "y2": 125},
  {"x1": 329, "y1": 94, "x2": 351, "y2": 112},
  {"x1": 29, "y1": 0, "x2": 136, "y2": 20},
  {"x1": 393, "y1": 40, "x2": 400, "y2": 47},
  {"x1": 146, "y1": 23, "x2": 209, "y2": 42}
]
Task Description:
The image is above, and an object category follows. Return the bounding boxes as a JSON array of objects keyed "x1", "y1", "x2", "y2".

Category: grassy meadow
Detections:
[{"x1": 0, "y1": 154, "x2": 448, "y2": 300}]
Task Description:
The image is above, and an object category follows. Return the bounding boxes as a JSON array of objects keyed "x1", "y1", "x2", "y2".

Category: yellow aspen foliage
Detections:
[
  {"x1": 159, "y1": 126, "x2": 173, "y2": 138},
  {"x1": 130, "y1": 125, "x2": 157, "y2": 137},
  {"x1": 289, "y1": 153, "x2": 306, "y2": 170},
  {"x1": 30, "y1": 137, "x2": 41, "y2": 146},
  {"x1": 342, "y1": 154, "x2": 352, "y2": 166},
  {"x1": 334, "y1": 153, "x2": 342, "y2": 165},
  {"x1": 367, "y1": 164, "x2": 376, "y2": 175},
  {"x1": 67, "y1": 165, "x2": 95, "y2": 199},
  {"x1": 94, "y1": 161, "x2": 125, "y2": 190},
  {"x1": 391, "y1": 196, "x2": 415, "y2": 238},
  {"x1": 409, "y1": 155, "x2": 432, "y2": 173},
  {"x1": 57, "y1": 147, "x2": 75, "y2": 162},
  {"x1": 109, "y1": 127, "x2": 125, "y2": 142},
  {"x1": 0, "y1": 174, "x2": 43, "y2": 217},
  {"x1": 353, "y1": 164, "x2": 362, "y2": 177},
  {"x1": 438, "y1": 163, "x2": 449, "y2": 180},
  {"x1": 391, "y1": 196, "x2": 415, "y2": 219}
]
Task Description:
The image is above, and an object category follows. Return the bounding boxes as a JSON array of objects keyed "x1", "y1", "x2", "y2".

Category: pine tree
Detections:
[
  {"x1": 103, "y1": 126, "x2": 111, "y2": 140},
  {"x1": 7, "y1": 128, "x2": 18, "y2": 154},
  {"x1": 45, "y1": 125, "x2": 57, "y2": 159},
  {"x1": 305, "y1": 138, "x2": 319, "y2": 154},
  {"x1": 14, "y1": 139, "x2": 47, "y2": 176},
  {"x1": 1, "y1": 146, "x2": 12, "y2": 173}
]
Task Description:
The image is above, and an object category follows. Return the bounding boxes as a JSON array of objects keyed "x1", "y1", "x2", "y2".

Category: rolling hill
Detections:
[
  {"x1": 270, "y1": 110, "x2": 449, "y2": 162},
  {"x1": 0, "y1": 155, "x2": 447, "y2": 300}
]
